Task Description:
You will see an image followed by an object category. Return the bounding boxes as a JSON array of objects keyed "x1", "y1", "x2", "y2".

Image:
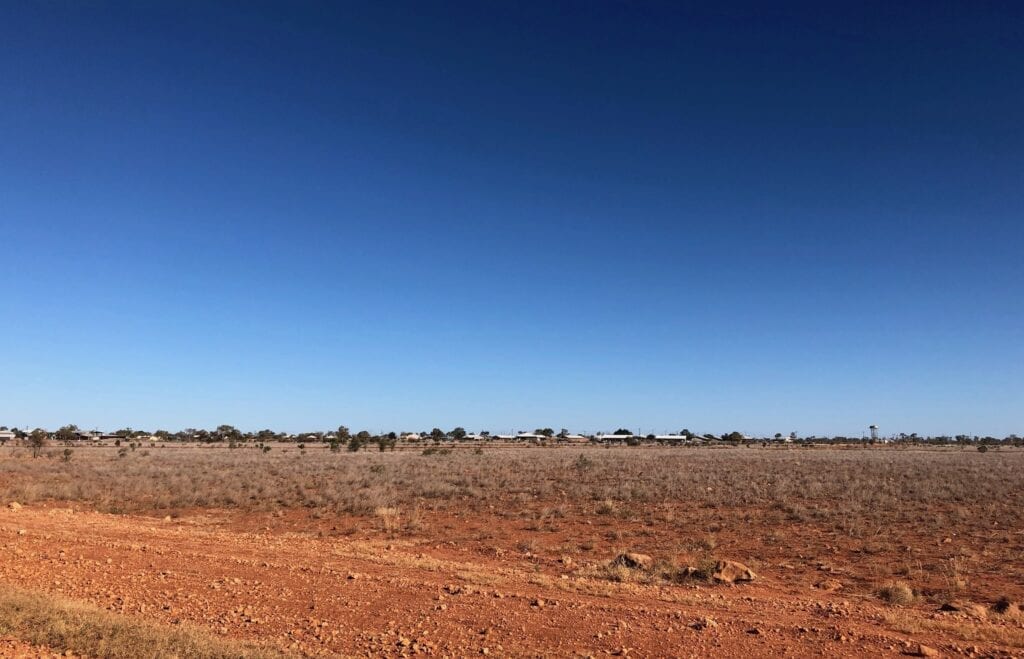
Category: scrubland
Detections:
[
  {"x1": 0, "y1": 444, "x2": 1022, "y2": 656},
  {"x1": 3, "y1": 443, "x2": 1019, "y2": 519}
]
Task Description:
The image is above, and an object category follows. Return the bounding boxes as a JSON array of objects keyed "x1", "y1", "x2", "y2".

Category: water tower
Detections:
[{"x1": 869, "y1": 425, "x2": 879, "y2": 441}]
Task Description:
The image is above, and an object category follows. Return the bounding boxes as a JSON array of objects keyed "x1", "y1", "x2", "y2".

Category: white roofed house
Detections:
[
  {"x1": 0, "y1": 430, "x2": 15, "y2": 443},
  {"x1": 596, "y1": 433, "x2": 635, "y2": 443}
]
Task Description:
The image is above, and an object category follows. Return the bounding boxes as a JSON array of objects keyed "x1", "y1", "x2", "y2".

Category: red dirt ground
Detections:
[{"x1": 1, "y1": 502, "x2": 1022, "y2": 657}]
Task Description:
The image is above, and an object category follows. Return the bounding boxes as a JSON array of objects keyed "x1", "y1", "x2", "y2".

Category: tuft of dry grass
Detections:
[
  {"x1": 0, "y1": 587, "x2": 280, "y2": 658},
  {"x1": 878, "y1": 580, "x2": 916, "y2": 605},
  {"x1": 583, "y1": 552, "x2": 719, "y2": 586},
  {"x1": 374, "y1": 506, "x2": 401, "y2": 534}
]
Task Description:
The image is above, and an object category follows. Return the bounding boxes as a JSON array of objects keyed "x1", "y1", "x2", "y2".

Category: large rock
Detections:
[
  {"x1": 613, "y1": 553, "x2": 653, "y2": 570},
  {"x1": 712, "y1": 560, "x2": 756, "y2": 583}
]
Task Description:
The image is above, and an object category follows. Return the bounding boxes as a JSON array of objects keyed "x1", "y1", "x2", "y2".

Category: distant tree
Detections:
[
  {"x1": 774, "y1": 433, "x2": 783, "y2": 440},
  {"x1": 723, "y1": 431, "x2": 744, "y2": 442},
  {"x1": 680, "y1": 429, "x2": 691, "y2": 438},
  {"x1": 535, "y1": 428, "x2": 554, "y2": 438},
  {"x1": 54, "y1": 424, "x2": 79, "y2": 444},
  {"x1": 215, "y1": 425, "x2": 242, "y2": 443},
  {"x1": 430, "y1": 428, "x2": 445, "y2": 443},
  {"x1": 614, "y1": 428, "x2": 633, "y2": 436},
  {"x1": 449, "y1": 427, "x2": 467, "y2": 440},
  {"x1": 337, "y1": 425, "x2": 350, "y2": 441},
  {"x1": 28, "y1": 428, "x2": 47, "y2": 458},
  {"x1": 348, "y1": 436, "x2": 363, "y2": 452}
]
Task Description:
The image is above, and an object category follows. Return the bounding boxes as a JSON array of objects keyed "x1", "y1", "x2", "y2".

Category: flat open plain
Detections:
[{"x1": 0, "y1": 444, "x2": 1022, "y2": 657}]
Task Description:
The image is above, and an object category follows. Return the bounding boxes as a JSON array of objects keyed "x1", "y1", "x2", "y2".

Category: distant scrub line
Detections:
[{"x1": 0, "y1": 446, "x2": 1021, "y2": 523}]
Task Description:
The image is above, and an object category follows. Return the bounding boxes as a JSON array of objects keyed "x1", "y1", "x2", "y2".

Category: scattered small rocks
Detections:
[{"x1": 903, "y1": 643, "x2": 939, "y2": 657}]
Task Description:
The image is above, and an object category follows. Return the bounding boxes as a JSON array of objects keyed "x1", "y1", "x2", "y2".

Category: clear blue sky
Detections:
[{"x1": 1, "y1": 2, "x2": 1021, "y2": 437}]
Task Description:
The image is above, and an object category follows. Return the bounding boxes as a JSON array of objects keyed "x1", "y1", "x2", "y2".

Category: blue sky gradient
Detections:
[{"x1": 1, "y1": 2, "x2": 1021, "y2": 436}]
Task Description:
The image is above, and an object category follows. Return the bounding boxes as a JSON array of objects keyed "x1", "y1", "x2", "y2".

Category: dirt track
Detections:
[{"x1": 1, "y1": 503, "x2": 1021, "y2": 658}]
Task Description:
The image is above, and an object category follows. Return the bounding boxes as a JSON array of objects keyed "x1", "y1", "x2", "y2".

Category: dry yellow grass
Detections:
[
  {"x1": 0, "y1": 586, "x2": 281, "y2": 658},
  {"x1": 3, "y1": 445, "x2": 1022, "y2": 521},
  {"x1": 883, "y1": 610, "x2": 1024, "y2": 648}
]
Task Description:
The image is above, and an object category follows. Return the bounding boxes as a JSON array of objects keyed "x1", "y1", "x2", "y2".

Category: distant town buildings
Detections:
[{"x1": 0, "y1": 424, "x2": 1016, "y2": 446}]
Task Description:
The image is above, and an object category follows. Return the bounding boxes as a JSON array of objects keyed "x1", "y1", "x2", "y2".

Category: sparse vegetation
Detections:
[
  {"x1": 0, "y1": 587, "x2": 277, "y2": 658},
  {"x1": 0, "y1": 444, "x2": 1021, "y2": 654},
  {"x1": 1, "y1": 446, "x2": 1021, "y2": 524},
  {"x1": 0, "y1": 444, "x2": 1022, "y2": 618}
]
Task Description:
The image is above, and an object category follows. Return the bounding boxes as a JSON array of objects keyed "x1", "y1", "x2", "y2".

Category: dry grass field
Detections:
[{"x1": 0, "y1": 444, "x2": 1022, "y2": 656}]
